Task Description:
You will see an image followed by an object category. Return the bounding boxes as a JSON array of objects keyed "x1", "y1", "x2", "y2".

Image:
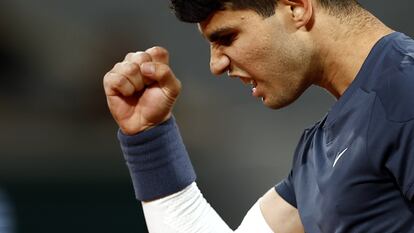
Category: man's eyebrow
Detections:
[{"x1": 206, "y1": 27, "x2": 234, "y2": 42}]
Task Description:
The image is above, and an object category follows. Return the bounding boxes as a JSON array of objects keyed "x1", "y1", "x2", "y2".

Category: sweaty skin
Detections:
[
  {"x1": 103, "y1": 47, "x2": 181, "y2": 135},
  {"x1": 104, "y1": 0, "x2": 393, "y2": 231}
]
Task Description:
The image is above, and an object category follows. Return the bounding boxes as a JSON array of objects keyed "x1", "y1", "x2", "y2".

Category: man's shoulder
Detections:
[{"x1": 369, "y1": 33, "x2": 414, "y2": 123}]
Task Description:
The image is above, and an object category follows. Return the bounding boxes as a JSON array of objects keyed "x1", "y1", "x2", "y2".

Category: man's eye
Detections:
[{"x1": 218, "y1": 34, "x2": 236, "y2": 46}]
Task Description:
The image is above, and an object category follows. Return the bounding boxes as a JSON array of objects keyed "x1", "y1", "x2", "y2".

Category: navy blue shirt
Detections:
[
  {"x1": 118, "y1": 32, "x2": 414, "y2": 232},
  {"x1": 276, "y1": 32, "x2": 414, "y2": 232}
]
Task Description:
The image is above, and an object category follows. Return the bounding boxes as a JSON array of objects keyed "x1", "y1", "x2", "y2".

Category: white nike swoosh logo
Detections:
[{"x1": 333, "y1": 148, "x2": 348, "y2": 167}]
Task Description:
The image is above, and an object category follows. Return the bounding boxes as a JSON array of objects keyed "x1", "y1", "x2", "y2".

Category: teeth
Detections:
[{"x1": 227, "y1": 71, "x2": 238, "y2": 79}]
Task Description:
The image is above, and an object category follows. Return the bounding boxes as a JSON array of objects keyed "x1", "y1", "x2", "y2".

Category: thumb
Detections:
[{"x1": 140, "y1": 62, "x2": 182, "y2": 98}]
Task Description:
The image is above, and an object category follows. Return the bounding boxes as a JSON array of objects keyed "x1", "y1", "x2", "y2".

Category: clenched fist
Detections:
[{"x1": 103, "y1": 46, "x2": 181, "y2": 135}]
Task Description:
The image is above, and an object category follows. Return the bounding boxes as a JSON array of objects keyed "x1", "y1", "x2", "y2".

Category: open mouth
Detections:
[
  {"x1": 227, "y1": 73, "x2": 262, "y2": 100},
  {"x1": 239, "y1": 78, "x2": 259, "y2": 96},
  {"x1": 250, "y1": 80, "x2": 259, "y2": 96},
  {"x1": 235, "y1": 76, "x2": 256, "y2": 88},
  {"x1": 249, "y1": 79, "x2": 257, "y2": 88}
]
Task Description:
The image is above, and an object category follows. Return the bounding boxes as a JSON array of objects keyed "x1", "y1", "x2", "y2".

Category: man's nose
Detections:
[{"x1": 210, "y1": 48, "x2": 230, "y2": 75}]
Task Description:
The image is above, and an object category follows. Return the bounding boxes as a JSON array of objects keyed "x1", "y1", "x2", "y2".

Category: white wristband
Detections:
[{"x1": 142, "y1": 182, "x2": 274, "y2": 233}]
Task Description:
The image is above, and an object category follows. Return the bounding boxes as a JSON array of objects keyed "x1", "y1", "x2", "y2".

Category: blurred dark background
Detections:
[{"x1": 0, "y1": 0, "x2": 412, "y2": 232}]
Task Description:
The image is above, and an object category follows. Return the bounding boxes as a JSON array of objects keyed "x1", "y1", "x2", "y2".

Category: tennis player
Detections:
[{"x1": 103, "y1": 0, "x2": 414, "y2": 232}]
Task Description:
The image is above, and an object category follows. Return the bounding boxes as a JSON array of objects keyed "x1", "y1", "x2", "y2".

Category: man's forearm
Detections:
[
  {"x1": 142, "y1": 182, "x2": 233, "y2": 233},
  {"x1": 118, "y1": 117, "x2": 274, "y2": 233},
  {"x1": 142, "y1": 182, "x2": 274, "y2": 233}
]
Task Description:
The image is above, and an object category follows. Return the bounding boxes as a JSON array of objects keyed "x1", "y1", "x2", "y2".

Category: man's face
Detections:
[{"x1": 199, "y1": 7, "x2": 314, "y2": 109}]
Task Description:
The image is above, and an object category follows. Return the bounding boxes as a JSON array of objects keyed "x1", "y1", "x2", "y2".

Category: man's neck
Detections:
[{"x1": 312, "y1": 10, "x2": 393, "y2": 99}]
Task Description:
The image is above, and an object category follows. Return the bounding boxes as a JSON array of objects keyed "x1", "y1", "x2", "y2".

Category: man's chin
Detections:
[{"x1": 263, "y1": 95, "x2": 299, "y2": 110}]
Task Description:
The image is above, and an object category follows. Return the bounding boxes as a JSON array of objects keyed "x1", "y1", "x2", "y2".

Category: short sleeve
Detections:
[
  {"x1": 275, "y1": 170, "x2": 297, "y2": 208},
  {"x1": 369, "y1": 52, "x2": 414, "y2": 202},
  {"x1": 368, "y1": 99, "x2": 414, "y2": 202},
  {"x1": 274, "y1": 126, "x2": 316, "y2": 209},
  {"x1": 383, "y1": 120, "x2": 414, "y2": 202}
]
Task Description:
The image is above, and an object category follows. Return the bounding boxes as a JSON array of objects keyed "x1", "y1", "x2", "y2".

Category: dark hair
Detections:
[
  {"x1": 170, "y1": 0, "x2": 358, "y2": 23},
  {"x1": 170, "y1": 0, "x2": 277, "y2": 23}
]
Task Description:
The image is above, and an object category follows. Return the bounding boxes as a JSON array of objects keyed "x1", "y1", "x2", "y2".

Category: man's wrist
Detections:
[
  {"x1": 118, "y1": 116, "x2": 196, "y2": 201},
  {"x1": 119, "y1": 114, "x2": 173, "y2": 136}
]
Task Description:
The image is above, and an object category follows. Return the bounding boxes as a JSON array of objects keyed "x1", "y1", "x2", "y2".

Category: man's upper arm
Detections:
[{"x1": 260, "y1": 188, "x2": 304, "y2": 233}]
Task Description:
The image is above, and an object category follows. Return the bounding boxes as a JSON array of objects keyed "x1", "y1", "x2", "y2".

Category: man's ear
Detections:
[{"x1": 280, "y1": 0, "x2": 313, "y2": 29}]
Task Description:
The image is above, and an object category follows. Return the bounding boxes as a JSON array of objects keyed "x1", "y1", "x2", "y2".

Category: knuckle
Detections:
[
  {"x1": 125, "y1": 62, "x2": 140, "y2": 75},
  {"x1": 103, "y1": 72, "x2": 118, "y2": 85},
  {"x1": 113, "y1": 62, "x2": 122, "y2": 71},
  {"x1": 149, "y1": 46, "x2": 168, "y2": 55},
  {"x1": 132, "y1": 52, "x2": 152, "y2": 63},
  {"x1": 103, "y1": 73, "x2": 130, "y2": 94},
  {"x1": 147, "y1": 46, "x2": 169, "y2": 60},
  {"x1": 103, "y1": 74, "x2": 111, "y2": 87},
  {"x1": 157, "y1": 64, "x2": 171, "y2": 78},
  {"x1": 112, "y1": 75, "x2": 128, "y2": 89},
  {"x1": 122, "y1": 62, "x2": 139, "y2": 76},
  {"x1": 124, "y1": 52, "x2": 135, "y2": 60},
  {"x1": 103, "y1": 73, "x2": 111, "y2": 85}
]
